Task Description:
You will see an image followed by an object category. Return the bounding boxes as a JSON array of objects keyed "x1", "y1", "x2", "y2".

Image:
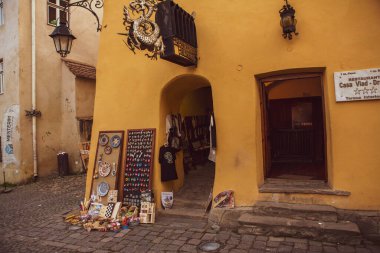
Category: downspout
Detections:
[{"x1": 31, "y1": 0, "x2": 38, "y2": 179}]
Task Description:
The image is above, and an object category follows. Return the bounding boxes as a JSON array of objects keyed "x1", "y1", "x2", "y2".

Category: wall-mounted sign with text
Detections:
[
  {"x1": 1, "y1": 104, "x2": 20, "y2": 166},
  {"x1": 156, "y1": 0, "x2": 198, "y2": 67},
  {"x1": 334, "y1": 68, "x2": 380, "y2": 102}
]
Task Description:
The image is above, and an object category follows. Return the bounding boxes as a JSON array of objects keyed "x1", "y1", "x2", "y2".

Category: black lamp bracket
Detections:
[
  {"x1": 65, "y1": 0, "x2": 104, "y2": 32},
  {"x1": 25, "y1": 109, "x2": 42, "y2": 118},
  {"x1": 280, "y1": 0, "x2": 293, "y2": 13}
]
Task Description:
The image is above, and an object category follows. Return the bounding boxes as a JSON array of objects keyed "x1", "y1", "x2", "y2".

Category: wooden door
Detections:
[
  {"x1": 268, "y1": 97, "x2": 318, "y2": 163},
  {"x1": 259, "y1": 83, "x2": 272, "y2": 177},
  {"x1": 257, "y1": 72, "x2": 327, "y2": 180}
]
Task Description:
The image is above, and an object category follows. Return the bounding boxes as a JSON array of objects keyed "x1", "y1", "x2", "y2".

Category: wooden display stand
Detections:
[
  {"x1": 79, "y1": 141, "x2": 90, "y2": 172},
  {"x1": 90, "y1": 131, "x2": 124, "y2": 205},
  {"x1": 122, "y1": 129, "x2": 156, "y2": 207},
  {"x1": 139, "y1": 202, "x2": 155, "y2": 224}
]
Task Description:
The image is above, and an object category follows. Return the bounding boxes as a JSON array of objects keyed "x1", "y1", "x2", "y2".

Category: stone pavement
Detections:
[{"x1": 0, "y1": 174, "x2": 379, "y2": 253}]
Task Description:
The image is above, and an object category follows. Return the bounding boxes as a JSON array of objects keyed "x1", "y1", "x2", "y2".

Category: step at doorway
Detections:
[{"x1": 159, "y1": 162, "x2": 215, "y2": 219}]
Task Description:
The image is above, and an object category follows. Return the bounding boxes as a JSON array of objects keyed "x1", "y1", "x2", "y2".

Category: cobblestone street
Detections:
[{"x1": 0, "y1": 175, "x2": 379, "y2": 253}]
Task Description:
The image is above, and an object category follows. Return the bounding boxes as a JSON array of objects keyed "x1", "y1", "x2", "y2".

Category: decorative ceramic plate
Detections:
[
  {"x1": 104, "y1": 145, "x2": 112, "y2": 155},
  {"x1": 97, "y1": 182, "x2": 110, "y2": 197},
  {"x1": 110, "y1": 135, "x2": 121, "y2": 148},
  {"x1": 99, "y1": 134, "x2": 109, "y2": 146},
  {"x1": 99, "y1": 161, "x2": 111, "y2": 177}
]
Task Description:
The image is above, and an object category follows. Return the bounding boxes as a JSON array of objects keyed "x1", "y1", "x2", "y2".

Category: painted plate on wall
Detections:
[
  {"x1": 99, "y1": 134, "x2": 109, "y2": 146},
  {"x1": 104, "y1": 145, "x2": 112, "y2": 155},
  {"x1": 99, "y1": 161, "x2": 111, "y2": 177},
  {"x1": 111, "y1": 135, "x2": 122, "y2": 148},
  {"x1": 97, "y1": 182, "x2": 110, "y2": 197}
]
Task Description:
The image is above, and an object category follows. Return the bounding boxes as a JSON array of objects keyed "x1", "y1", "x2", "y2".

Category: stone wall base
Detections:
[{"x1": 209, "y1": 206, "x2": 380, "y2": 243}]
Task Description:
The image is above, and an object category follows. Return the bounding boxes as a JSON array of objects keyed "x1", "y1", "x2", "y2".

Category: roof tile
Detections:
[{"x1": 62, "y1": 59, "x2": 96, "y2": 80}]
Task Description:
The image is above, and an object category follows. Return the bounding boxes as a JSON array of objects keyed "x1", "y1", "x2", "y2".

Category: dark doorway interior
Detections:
[
  {"x1": 161, "y1": 85, "x2": 216, "y2": 217},
  {"x1": 262, "y1": 76, "x2": 326, "y2": 180}
]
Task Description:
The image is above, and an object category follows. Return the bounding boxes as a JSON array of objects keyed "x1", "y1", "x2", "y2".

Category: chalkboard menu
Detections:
[{"x1": 123, "y1": 129, "x2": 156, "y2": 207}]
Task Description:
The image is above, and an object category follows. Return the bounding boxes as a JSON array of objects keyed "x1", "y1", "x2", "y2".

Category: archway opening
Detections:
[{"x1": 158, "y1": 75, "x2": 216, "y2": 216}]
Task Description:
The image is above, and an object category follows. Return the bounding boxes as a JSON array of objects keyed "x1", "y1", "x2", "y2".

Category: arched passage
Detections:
[{"x1": 157, "y1": 74, "x2": 216, "y2": 216}]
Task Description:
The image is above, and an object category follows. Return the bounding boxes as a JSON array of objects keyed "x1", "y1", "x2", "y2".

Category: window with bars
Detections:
[
  {"x1": 0, "y1": 0, "x2": 4, "y2": 25},
  {"x1": 47, "y1": 0, "x2": 69, "y2": 26},
  {"x1": 0, "y1": 59, "x2": 3, "y2": 95}
]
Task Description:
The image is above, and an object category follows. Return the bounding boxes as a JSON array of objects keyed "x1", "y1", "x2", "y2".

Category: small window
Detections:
[
  {"x1": 0, "y1": 0, "x2": 4, "y2": 25},
  {"x1": 0, "y1": 59, "x2": 4, "y2": 94},
  {"x1": 78, "y1": 118, "x2": 93, "y2": 142},
  {"x1": 47, "y1": 0, "x2": 69, "y2": 26}
]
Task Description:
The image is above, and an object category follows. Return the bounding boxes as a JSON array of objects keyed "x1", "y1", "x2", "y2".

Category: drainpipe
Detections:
[{"x1": 31, "y1": 0, "x2": 38, "y2": 179}]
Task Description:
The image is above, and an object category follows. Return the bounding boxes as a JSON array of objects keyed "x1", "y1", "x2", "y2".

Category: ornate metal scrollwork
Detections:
[
  {"x1": 279, "y1": 0, "x2": 298, "y2": 40},
  {"x1": 118, "y1": 0, "x2": 165, "y2": 60},
  {"x1": 66, "y1": 0, "x2": 104, "y2": 31}
]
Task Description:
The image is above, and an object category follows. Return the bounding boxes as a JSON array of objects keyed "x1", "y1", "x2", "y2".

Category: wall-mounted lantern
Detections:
[
  {"x1": 49, "y1": 0, "x2": 103, "y2": 57},
  {"x1": 279, "y1": 0, "x2": 299, "y2": 40},
  {"x1": 49, "y1": 18, "x2": 76, "y2": 57}
]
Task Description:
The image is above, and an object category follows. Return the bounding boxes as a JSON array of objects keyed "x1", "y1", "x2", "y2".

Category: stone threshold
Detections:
[
  {"x1": 157, "y1": 207, "x2": 209, "y2": 220},
  {"x1": 259, "y1": 178, "x2": 351, "y2": 196}
]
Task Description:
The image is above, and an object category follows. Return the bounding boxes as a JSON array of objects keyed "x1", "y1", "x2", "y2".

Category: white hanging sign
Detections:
[
  {"x1": 334, "y1": 68, "x2": 380, "y2": 102},
  {"x1": 1, "y1": 105, "x2": 19, "y2": 166}
]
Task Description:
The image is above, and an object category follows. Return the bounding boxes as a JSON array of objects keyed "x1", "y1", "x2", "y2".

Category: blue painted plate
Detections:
[
  {"x1": 97, "y1": 182, "x2": 110, "y2": 197},
  {"x1": 110, "y1": 135, "x2": 121, "y2": 148},
  {"x1": 99, "y1": 134, "x2": 109, "y2": 146}
]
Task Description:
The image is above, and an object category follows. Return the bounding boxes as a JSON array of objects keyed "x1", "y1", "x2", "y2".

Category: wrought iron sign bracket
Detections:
[
  {"x1": 119, "y1": 0, "x2": 198, "y2": 67},
  {"x1": 25, "y1": 109, "x2": 42, "y2": 118},
  {"x1": 65, "y1": 0, "x2": 104, "y2": 32}
]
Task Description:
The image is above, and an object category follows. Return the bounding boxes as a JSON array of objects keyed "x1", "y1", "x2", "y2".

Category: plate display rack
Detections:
[{"x1": 90, "y1": 131, "x2": 124, "y2": 204}]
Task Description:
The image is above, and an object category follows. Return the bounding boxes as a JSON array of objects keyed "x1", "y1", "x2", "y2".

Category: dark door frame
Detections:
[{"x1": 256, "y1": 70, "x2": 328, "y2": 181}]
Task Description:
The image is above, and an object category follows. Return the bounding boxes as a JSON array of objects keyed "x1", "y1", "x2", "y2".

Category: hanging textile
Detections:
[
  {"x1": 177, "y1": 114, "x2": 183, "y2": 136},
  {"x1": 209, "y1": 113, "x2": 216, "y2": 162},
  {"x1": 159, "y1": 145, "x2": 178, "y2": 182},
  {"x1": 166, "y1": 114, "x2": 175, "y2": 146},
  {"x1": 192, "y1": 117, "x2": 198, "y2": 138},
  {"x1": 165, "y1": 115, "x2": 173, "y2": 135},
  {"x1": 174, "y1": 114, "x2": 181, "y2": 137},
  {"x1": 165, "y1": 114, "x2": 183, "y2": 150},
  {"x1": 210, "y1": 113, "x2": 217, "y2": 148}
]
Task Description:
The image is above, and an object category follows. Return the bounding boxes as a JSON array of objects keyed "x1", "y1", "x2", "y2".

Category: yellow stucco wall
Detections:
[
  {"x1": 180, "y1": 87, "x2": 213, "y2": 117},
  {"x1": 268, "y1": 77, "x2": 322, "y2": 100},
  {"x1": 86, "y1": 0, "x2": 380, "y2": 210}
]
